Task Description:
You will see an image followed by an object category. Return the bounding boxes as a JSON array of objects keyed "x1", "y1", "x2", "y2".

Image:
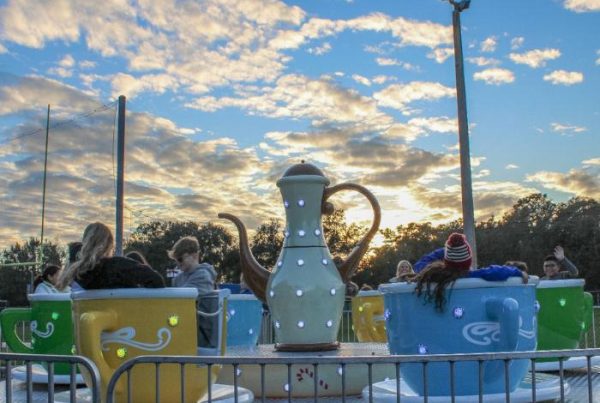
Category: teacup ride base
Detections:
[
  {"x1": 533, "y1": 355, "x2": 600, "y2": 372},
  {"x1": 219, "y1": 343, "x2": 395, "y2": 398},
  {"x1": 364, "y1": 372, "x2": 569, "y2": 402},
  {"x1": 51, "y1": 383, "x2": 255, "y2": 403},
  {"x1": 11, "y1": 363, "x2": 86, "y2": 385}
]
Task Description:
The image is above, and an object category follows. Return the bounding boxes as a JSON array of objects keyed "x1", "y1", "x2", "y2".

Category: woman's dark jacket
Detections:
[{"x1": 77, "y1": 256, "x2": 165, "y2": 289}]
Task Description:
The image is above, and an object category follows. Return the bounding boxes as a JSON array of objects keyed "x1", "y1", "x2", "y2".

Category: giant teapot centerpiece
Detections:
[{"x1": 219, "y1": 162, "x2": 380, "y2": 351}]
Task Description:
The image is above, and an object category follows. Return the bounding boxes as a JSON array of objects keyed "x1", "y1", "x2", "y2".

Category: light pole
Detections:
[{"x1": 449, "y1": 0, "x2": 478, "y2": 268}]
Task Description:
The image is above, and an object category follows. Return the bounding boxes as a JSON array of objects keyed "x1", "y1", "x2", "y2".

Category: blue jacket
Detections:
[
  {"x1": 413, "y1": 249, "x2": 523, "y2": 281},
  {"x1": 467, "y1": 265, "x2": 523, "y2": 281},
  {"x1": 414, "y1": 248, "x2": 444, "y2": 273}
]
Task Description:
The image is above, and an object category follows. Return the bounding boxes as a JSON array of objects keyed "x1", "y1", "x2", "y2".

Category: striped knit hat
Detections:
[{"x1": 444, "y1": 233, "x2": 472, "y2": 270}]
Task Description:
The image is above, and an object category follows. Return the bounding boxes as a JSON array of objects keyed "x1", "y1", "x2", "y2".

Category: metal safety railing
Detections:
[
  {"x1": 0, "y1": 352, "x2": 101, "y2": 402},
  {"x1": 106, "y1": 348, "x2": 600, "y2": 403}
]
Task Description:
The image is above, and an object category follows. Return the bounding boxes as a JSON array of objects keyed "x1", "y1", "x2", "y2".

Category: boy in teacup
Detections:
[
  {"x1": 168, "y1": 236, "x2": 219, "y2": 348},
  {"x1": 542, "y1": 246, "x2": 578, "y2": 280}
]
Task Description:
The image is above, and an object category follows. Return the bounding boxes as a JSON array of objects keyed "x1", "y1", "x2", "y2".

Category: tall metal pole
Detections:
[
  {"x1": 40, "y1": 104, "x2": 50, "y2": 265},
  {"x1": 450, "y1": 0, "x2": 477, "y2": 267},
  {"x1": 115, "y1": 95, "x2": 126, "y2": 256}
]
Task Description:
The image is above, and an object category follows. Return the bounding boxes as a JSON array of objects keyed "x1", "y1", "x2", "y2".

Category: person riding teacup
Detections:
[
  {"x1": 414, "y1": 233, "x2": 528, "y2": 311},
  {"x1": 542, "y1": 246, "x2": 578, "y2": 280},
  {"x1": 58, "y1": 222, "x2": 165, "y2": 290}
]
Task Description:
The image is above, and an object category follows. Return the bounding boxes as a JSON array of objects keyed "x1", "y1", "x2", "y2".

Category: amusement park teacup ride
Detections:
[{"x1": 1, "y1": 162, "x2": 594, "y2": 402}]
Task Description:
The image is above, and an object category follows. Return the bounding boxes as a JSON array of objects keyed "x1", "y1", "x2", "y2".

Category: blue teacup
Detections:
[
  {"x1": 226, "y1": 294, "x2": 264, "y2": 346},
  {"x1": 379, "y1": 277, "x2": 538, "y2": 396}
]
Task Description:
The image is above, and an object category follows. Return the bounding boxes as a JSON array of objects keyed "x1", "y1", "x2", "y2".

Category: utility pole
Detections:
[
  {"x1": 40, "y1": 104, "x2": 50, "y2": 266},
  {"x1": 115, "y1": 95, "x2": 126, "y2": 256},
  {"x1": 449, "y1": 0, "x2": 478, "y2": 268}
]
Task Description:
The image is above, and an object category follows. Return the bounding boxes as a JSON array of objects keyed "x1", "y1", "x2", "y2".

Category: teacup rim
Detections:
[
  {"x1": 537, "y1": 278, "x2": 585, "y2": 289},
  {"x1": 379, "y1": 276, "x2": 539, "y2": 294},
  {"x1": 71, "y1": 287, "x2": 199, "y2": 300},
  {"x1": 28, "y1": 293, "x2": 71, "y2": 302},
  {"x1": 356, "y1": 290, "x2": 381, "y2": 297},
  {"x1": 228, "y1": 293, "x2": 260, "y2": 301}
]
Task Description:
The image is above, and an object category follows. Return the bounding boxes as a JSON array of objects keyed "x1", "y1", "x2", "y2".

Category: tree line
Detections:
[{"x1": 1, "y1": 193, "x2": 598, "y2": 306}]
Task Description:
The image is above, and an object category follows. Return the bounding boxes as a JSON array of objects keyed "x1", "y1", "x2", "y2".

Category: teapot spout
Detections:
[{"x1": 218, "y1": 213, "x2": 270, "y2": 302}]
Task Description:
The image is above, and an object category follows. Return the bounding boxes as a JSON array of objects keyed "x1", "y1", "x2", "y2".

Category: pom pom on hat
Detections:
[{"x1": 444, "y1": 233, "x2": 472, "y2": 270}]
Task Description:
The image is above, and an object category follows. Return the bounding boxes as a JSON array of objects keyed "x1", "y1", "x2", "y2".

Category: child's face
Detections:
[
  {"x1": 543, "y1": 260, "x2": 559, "y2": 277},
  {"x1": 397, "y1": 263, "x2": 411, "y2": 275}
]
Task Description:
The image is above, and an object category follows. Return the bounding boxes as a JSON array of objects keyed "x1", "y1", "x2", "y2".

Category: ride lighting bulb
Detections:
[
  {"x1": 117, "y1": 347, "x2": 127, "y2": 359},
  {"x1": 168, "y1": 315, "x2": 179, "y2": 327}
]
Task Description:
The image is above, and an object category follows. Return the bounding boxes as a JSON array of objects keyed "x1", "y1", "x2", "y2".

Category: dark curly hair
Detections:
[{"x1": 414, "y1": 261, "x2": 469, "y2": 312}]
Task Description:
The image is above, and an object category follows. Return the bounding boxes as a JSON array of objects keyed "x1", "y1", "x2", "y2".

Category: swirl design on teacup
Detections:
[
  {"x1": 463, "y1": 317, "x2": 537, "y2": 346},
  {"x1": 462, "y1": 322, "x2": 500, "y2": 346},
  {"x1": 518, "y1": 316, "x2": 536, "y2": 339},
  {"x1": 101, "y1": 327, "x2": 172, "y2": 352},
  {"x1": 30, "y1": 320, "x2": 54, "y2": 338}
]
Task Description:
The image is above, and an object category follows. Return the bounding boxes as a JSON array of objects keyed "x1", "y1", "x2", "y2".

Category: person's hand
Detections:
[
  {"x1": 521, "y1": 271, "x2": 529, "y2": 284},
  {"x1": 554, "y1": 246, "x2": 565, "y2": 261}
]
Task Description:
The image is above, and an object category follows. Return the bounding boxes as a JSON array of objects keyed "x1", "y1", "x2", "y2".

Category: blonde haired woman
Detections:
[
  {"x1": 389, "y1": 259, "x2": 415, "y2": 283},
  {"x1": 58, "y1": 222, "x2": 164, "y2": 290}
]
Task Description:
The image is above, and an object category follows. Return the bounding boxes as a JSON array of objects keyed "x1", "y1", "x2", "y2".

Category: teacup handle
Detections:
[
  {"x1": 486, "y1": 297, "x2": 519, "y2": 351},
  {"x1": 583, "y1": 292, "x2": 593, "y2": 331},
  {"x1": 322, "y1": 183, "x2": 381, "y2": 283},
  {"x1": 79, "y1": 311, "x2": 117, "y2": 390},
  {"x1": 0, "y1": 308, "x2": 34, "y2": 353}
]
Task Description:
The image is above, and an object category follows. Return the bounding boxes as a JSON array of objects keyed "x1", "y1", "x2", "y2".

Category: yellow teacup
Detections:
[
  {"x1": 72, "y1": 288, "x2": 216, "y2": 402},
  {"x1": 351, "y1": 290, "x2": 387, "y2": 343}
]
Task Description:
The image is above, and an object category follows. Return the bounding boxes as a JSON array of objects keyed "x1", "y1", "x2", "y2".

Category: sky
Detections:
[{"x1": 0, "y1": 0, "x2": 598, "y2": 248}]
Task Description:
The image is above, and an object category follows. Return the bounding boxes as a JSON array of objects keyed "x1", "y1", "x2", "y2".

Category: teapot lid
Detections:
[{"x1": 282, "y1": 161, "x2": 325, "y2": 177}]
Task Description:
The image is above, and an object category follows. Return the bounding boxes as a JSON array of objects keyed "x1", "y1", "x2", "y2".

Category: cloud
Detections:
[
  {"x1": 0, "y1": 1, "x2": 452, "y2": 102},
  {"x1": 79, "y1": 60, "x2": 96, "y2": 69},
  {"x1": 307, "y1": 42, "x2": 331, "y2": 55},
  {"x1": 427, "y1": 47, "x2": 453, "y2": 63},
  {"x1": 352, "y1": 74, "x2": 371, "y2": 86},
  {"x1": 372, "y1": 75, "x2": 396, "y2": 85},
  {"x1": 0, "y1": 74, "x2": 286, "y2": 245},
  {"x1": 509, "y1": 48, "x2": 561, "y2": 68},
  {"x1": 526, "y1": 167, "x2": 600, "y2": 198},
  {"x1": 0, "y1": 73, "x2": 103, "y2": 116},
  {"x1": 466, "y1": 57, "x2": 500, "y2": 67},
  {"x1": 583, "y1": 158, "x2": 600, "y2": 166},
  {"x1": 597, "y1": 49, "x2": 600, "y2": 65},
  {"x1": 550, "y1": 122, "x2": 587, "y2": 134},
  {"x1": 563, "y1": 0, "x2": 600, "y2": 12},
  {"x1": 511, "y1": 37, "x2": 525, "y2": 50},
  {"x1": 375, "y1": 57, "x2": 418, "y2": 70},
  {"x1": 187, "y1": 74, "x2": 387, "y2": 127},
  {"x1": 47, "y1": 54, "x2": 77, "y2": 77},
  {"x1": 373, "y1": 81, "x2": 455, "y2": 114},
  {"x1": 480, "y1": 36, "x2": 497, "y2": 52},
  {"x1": 408, "y1": 116, "x2": 456, "y2": 134},
  {"x1": 110, "y1": 73, "x2": 179, "y2": 99},
  {"x1": 543, "y1": 70, "x2": 584, "y2": 85},
  {"x1": 473, "y1": 68, "x2": 515, "y2": 85},
  {"x1": 410, "y1": 181, "x2": 539, "y2": 222},
  {"x1": 0, "y1": 1, "x2": 80, "y2": 48},
  {"x1": 506, "y1": 164, "x2": 519, "y2": 170}
]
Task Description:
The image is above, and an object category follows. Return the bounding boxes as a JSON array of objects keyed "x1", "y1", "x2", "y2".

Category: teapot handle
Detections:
[{"x1": 322, "y1": 182, "x2": 381, "y2": 283}]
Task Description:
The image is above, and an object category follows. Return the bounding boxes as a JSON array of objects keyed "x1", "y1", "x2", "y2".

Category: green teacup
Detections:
[
  {"x1": 0, "y1": 293, "x2": 75, "y2": 375},
  {"x1": 536, "y1": 279, "x2": 593, "y2": 361}
]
